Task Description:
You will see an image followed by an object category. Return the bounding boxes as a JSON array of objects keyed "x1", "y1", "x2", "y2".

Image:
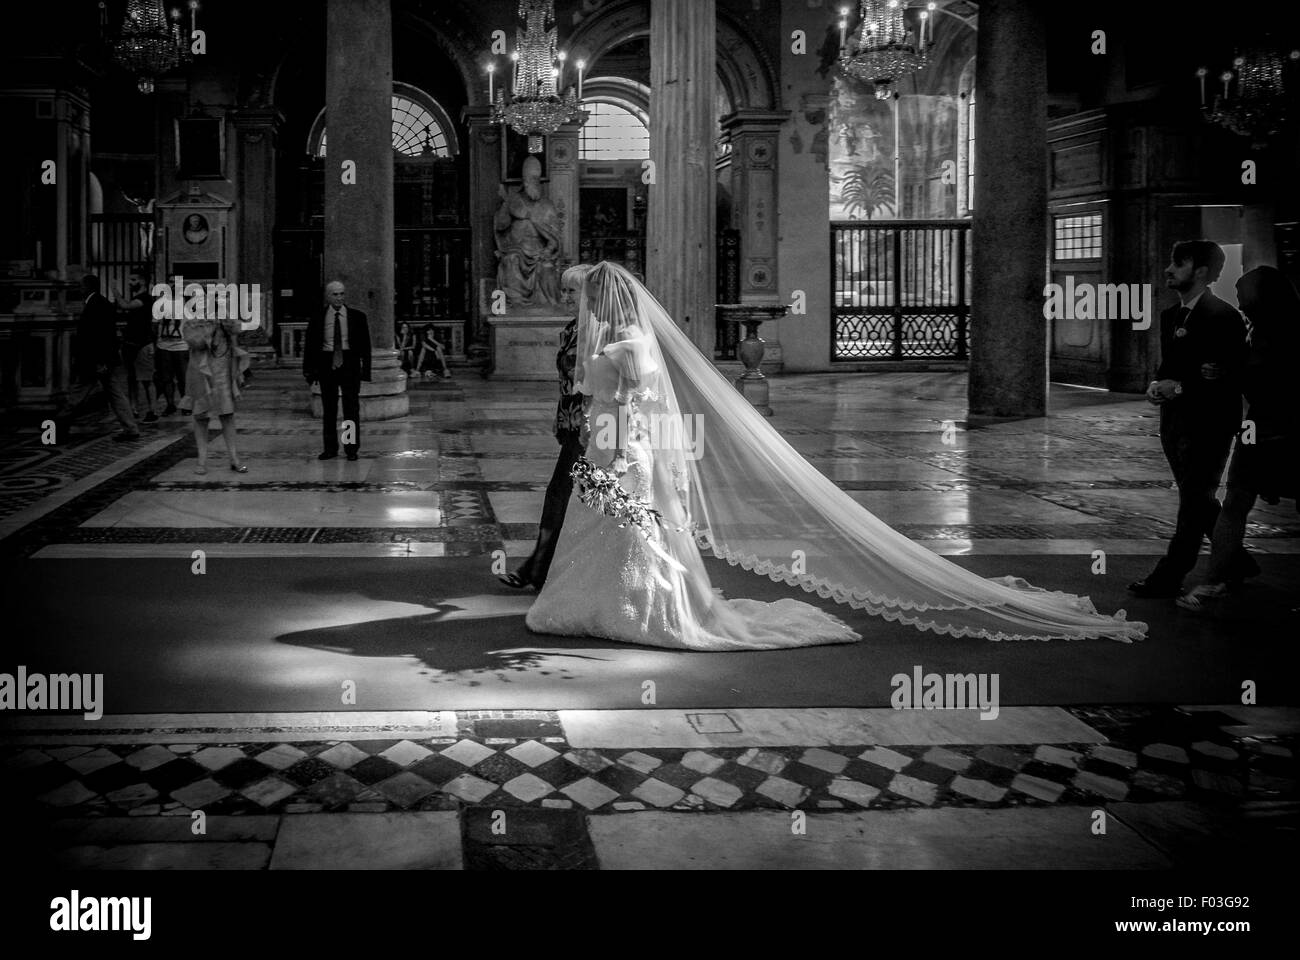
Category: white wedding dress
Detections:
[
  {"x1": 525, "y1": 341, "x2": 861, "y2": 649},
  {"x1": 524, "y1": 263, "x2": 1146, "y2": 650}
]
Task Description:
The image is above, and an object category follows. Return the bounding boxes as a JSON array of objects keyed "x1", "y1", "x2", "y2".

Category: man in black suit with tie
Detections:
[
  {"x1": 304, "y1": 280, "x2": 372, "y2": 461},
  {"x1": 59, "y1": 274, "x2": 140, "y2": 441},
  {"x1": 1129, "y1": 240, "x2": 1256, "y2": 598}
]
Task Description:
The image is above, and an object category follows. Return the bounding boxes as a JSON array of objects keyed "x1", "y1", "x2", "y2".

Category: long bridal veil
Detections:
[{"x1": 578, "y1": 262, "x2": 1146, "y2": 643}]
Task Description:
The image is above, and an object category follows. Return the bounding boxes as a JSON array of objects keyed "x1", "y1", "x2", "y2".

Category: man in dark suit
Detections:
[
  {"x1": 58, "y1": 274, "x2": 139, "y2": 441},
  {"x1": 1129, "y1": 240, "x2": 1256, "y2": 598},
  {"x1": 304, "y1": 280, "x2": 372, "y2": 461}
]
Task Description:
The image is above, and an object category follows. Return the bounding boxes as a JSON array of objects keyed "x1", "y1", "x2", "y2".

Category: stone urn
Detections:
[{"x1": 715, "y1": 302, "x2": 789, "y2": 416}]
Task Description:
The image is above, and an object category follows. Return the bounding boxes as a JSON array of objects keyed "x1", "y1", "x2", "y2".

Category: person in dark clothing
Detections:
[
  {"x1": 499, "y1": 263, "x2": 595, "y2": 590},
  {"x1": 1178, "y1": 265, "x2": 1300, "y2": 611},
  {"x1": 1129, "y1": 240, "x2": 1256, "y2": 598},
  {"x1": 303, "y1": 280, "x2": 372, "y2": 461},
  {"x1": 416, "y1": 324, "x2": 452, "y2": 380},
  {"x1": 58, "y1": 274, "x2": 139, "y2": 441},
  {"x1": 397, "y1": 322, "x2": 419, "y2": 375},
  {"x1": 119, "y1": 270, "x2": 159, "y2": 422}
]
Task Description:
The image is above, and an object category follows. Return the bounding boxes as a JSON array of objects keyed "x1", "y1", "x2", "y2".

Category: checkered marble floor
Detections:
[{"x1": 6, "y1": 707, "x2": 1294, "y2": 821}]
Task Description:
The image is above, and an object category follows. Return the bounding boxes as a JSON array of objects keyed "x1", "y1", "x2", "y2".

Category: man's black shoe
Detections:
[
  {"x1": 112, "y1": 432, "x2": 141, "y2": 443},
  {"x1": 318, "y1": 451, "x2": 338, "y2": 461},
  {"x1": 346, "y1": 452, "x2": 359, "y2": 461},
  {"x1": 1127, "y1": 578, "x2": 1182, "y2": 598}
]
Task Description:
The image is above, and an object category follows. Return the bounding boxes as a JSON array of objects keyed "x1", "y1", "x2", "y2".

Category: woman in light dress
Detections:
[{"x1": 183, "y1": 305, "x2": 250, "y2": 475}]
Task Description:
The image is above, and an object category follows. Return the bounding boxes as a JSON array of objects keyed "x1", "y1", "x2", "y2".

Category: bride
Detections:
[{"x1": 524, "y1": 262, "x2": 1146, "y2": 650}]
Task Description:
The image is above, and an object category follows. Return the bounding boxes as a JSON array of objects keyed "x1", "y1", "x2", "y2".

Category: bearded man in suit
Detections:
[{"x1": 1129, "y1": 240, "x2": 1258, "y2": 598}]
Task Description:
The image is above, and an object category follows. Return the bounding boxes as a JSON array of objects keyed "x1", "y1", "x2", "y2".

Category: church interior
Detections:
[{"x1": 0, "y1": 0, "x2": 1298, "y2": 882}]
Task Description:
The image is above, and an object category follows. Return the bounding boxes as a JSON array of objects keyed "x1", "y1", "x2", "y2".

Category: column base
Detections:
[
  {"x1": 735, "y1": 375, "x2": 773, "y2": 417},
  {"x1": 309, "y1": 349, "x2": 409, "y2": 420}
]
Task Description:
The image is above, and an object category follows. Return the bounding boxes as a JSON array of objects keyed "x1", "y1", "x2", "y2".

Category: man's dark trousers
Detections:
[
  {"x1": 318, "y1": 360, "x2": 361, "y2": 457},
  {"x1": 1154, "y1": 404, "x2": 1237, "y2": 585}
]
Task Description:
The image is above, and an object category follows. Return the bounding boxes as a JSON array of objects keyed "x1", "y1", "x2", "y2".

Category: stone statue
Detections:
[{"x1": 493, "y1": 155, "x2": 562, "y2": 308}]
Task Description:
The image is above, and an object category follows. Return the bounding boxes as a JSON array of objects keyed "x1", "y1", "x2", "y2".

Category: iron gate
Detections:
[
  {"x1": 831, "y1": 219, "x2": 970, "y2": 361},
  {"x1": 90, "y1": 214, "x2": 154, "y2": 296}
]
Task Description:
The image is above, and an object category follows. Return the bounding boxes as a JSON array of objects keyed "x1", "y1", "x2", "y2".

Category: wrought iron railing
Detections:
[
  {"x1": 89, "y1": 214, "x2": 154, "y2": 296},
  {"x1": 831, "y1": 219, "x2": 970, "y2": 361}
]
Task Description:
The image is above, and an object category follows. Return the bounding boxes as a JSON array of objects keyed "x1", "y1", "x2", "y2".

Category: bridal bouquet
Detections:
[{"x1": 571, "y1": 455, "x2": 663, "y2": 537}]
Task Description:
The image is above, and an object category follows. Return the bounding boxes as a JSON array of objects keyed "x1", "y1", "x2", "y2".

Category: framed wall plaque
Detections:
[{"x1": 176, "y1": 117, "x2": 225, "y2": 179}]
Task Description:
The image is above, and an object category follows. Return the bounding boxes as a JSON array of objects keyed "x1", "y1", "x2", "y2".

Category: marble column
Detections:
[
  {"x1": 647, "y1": 0, "x2": 716, "y2": 354},
  {"x1": 232, "y1": 108, "x2": 280, "y2": 350},
  {"x1": 462, "y1": 105, "x2": 500, "y2": 351},
  {"x1": 322, "y1": 0, "x2": 407, "y2": 419},
  {"x1": 968, "y1": 0, "x2": 1048, "y2": 420}
]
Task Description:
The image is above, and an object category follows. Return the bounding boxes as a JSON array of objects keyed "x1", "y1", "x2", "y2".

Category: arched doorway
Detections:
[
  {"x1": 262, "y1": 4, "x2": 474, "y2": 362},
  {"x1": 275, "y1": 82, "x2": 470, "y2": 360}
]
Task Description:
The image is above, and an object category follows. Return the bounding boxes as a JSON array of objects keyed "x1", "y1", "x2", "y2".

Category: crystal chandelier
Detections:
[
  {"x1": 1197, "y1": 46, "x2": 1300, "y2": 143},
  {"x1": 108, "y1": 0, "x2": 196, "y2": 94},
  {"x1": 838, "y1": 0, "x2": 935, "y2": 100},
  {"x1": 490, "y1": 0, "x2": 582, "y2": 153}
]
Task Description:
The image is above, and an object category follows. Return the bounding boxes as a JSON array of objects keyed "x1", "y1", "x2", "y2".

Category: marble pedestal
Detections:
[
  {"x1": 718, "y1": 303, "x2": 788, "y2": 417},
  {"x1": 309, "y1": 349, "x2": 410, "y2": 420},
  {"x1": 488, "y1": 313, "x2": 569, "y2": 380}
]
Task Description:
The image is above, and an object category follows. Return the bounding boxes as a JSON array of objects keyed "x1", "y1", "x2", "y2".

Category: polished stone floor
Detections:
[{"x1": 1, "y1": 364, "x2": 1297, "y2": 869}]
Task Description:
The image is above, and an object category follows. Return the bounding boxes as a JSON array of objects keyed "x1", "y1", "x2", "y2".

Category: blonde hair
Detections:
[{"x1": 562, "y1": 263, "x2": 595, "y2": 288}]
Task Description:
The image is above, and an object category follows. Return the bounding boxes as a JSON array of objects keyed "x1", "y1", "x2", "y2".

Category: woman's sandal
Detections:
[
  {"x1": 497, "y1": 571, "x2": 534, "y2": 589},
  {"x1": 230, "y1": 463, "x2": 248, "y2": 473}
]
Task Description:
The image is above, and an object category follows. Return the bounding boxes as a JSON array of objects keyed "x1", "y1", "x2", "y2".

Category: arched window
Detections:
[
  {"x1": 309, "y1": 83, "x2": 457, "y2": 158},
  {"x1": 579, "y1": 100, "x2": 650, "y2": 160}
]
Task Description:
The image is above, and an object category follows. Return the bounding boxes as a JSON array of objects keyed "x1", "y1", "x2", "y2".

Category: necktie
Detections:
[{"x1": 332, "y1": 308, "x2": 344, "y2": 370}]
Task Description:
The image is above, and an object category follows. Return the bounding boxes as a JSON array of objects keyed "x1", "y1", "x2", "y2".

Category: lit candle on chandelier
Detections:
[
  {"x1": 557, "y1": 50, "x2": 567, "y2": 93},
  {"x1": 511, "y1": 49, "x2": 520, "y2": 97},
  {"x1": 919, "y1": 10, "x2": 928, "y2": 45},
  {"x1": 189, "y1": 0, "x2": 198, "y2": 36},
  {"x1": 1220, "y1": 69, "x2": 1233, "y2": 100},
  {"x1": 927, "y1": 2, "x2": 936, "y2": 42},
  {"x1": 576, "y1": 59, "x2": 585, "y2": 100},
  {"x1": 839, "y1": 7, "x2": 847, "y2": 50},
  {"x1": 1196, "y1": 67, "x2": 1207, "y2": 108},
  {"x1": 487, "y1": 62, "x2": 495, "y2": 103}
]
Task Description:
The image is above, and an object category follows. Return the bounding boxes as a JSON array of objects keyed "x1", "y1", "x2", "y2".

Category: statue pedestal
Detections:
[
  {"x1": 309, "y1": 349, "x2": 410, "y2": 420},
  {"x1": 718, "y1": 302, "x2": 788, "y2": 417},
  {"x1": 488, "y1": 312, "x2": 570, "y2": 380}
]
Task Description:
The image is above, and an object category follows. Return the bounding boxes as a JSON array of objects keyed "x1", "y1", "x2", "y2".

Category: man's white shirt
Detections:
[{"x1": 323, "y1": 305, "x2": 350, "y2": 352}]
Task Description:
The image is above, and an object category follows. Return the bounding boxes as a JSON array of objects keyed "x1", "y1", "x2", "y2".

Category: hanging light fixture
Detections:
[
  {"x1": 490, "y1": 0, "x2": 581, "y2": 153},
  {"x1": 109, "y1": 0, "x2": 196, "y2": 94},
  {"x1": 1196, "y1": 45, "x2": 1300, "y2": 143},
  {"x1": 839, "y1": 0, "x2": 936, "y2": 101}
]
